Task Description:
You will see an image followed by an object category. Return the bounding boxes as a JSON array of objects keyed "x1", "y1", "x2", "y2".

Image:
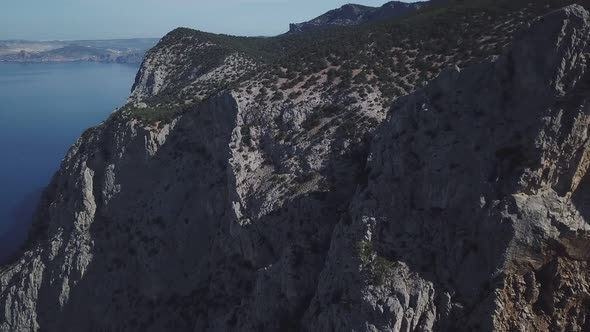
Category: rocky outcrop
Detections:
[
  {"x1": 2, "y1": 2, "x2": 590, "y2": 332},
  {"x1": 288, "y1": 1, "x2": 429, "y2": 33},
  {"x1": 129, "y1": 29, "x2": 257, "y2": 106},
  {"x1": 303, "y1": 5, "x2": 590, "y2": 331}
]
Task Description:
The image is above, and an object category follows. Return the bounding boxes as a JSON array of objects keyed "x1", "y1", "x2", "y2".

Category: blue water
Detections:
[{"x1": 0, "y1": 62, "x2": 138, "y2": 258}]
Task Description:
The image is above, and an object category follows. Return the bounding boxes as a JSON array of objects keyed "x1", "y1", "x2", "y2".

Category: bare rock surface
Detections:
[{"x1": 306, "y1": 5, "x2": 590, "y2": 331}]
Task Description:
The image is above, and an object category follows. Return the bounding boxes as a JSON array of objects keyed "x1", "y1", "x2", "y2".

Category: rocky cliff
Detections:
[
  {"x1": 315, "y1": 5, "x2": 590, "y2": 330},
  {"x1": 2, "y1": 1, "x2": 590, "y2": 331}
]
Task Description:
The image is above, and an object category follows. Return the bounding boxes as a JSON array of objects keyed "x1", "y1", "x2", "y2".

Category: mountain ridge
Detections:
[{"x1": 288, "y1": 0, "x2": 435, "y2": 33}]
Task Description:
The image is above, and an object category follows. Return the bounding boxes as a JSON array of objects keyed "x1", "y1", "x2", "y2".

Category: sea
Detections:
[{"x1": 0, "y1": 61, "x2": 138, "y2": 262}]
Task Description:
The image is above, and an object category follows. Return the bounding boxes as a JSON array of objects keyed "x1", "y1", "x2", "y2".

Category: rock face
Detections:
[
  {"x1": 307, "y1": 5, "x2": 590, "y2": 331},
  {"x1": 1, "y1": 2, "x2": 590, "y2": 332},
  {"x1": 288, "y1": 1, "x2": 429, "y2": 33}
]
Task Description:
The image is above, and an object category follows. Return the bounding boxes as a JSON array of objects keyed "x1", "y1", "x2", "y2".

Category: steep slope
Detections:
[
  {"x1": 306, "y1": 5, "x2": 590, "y2": 330},
  {"x1": 127, "y1": 0, "x2": 558, "y2": 116},
  {"x1": 1, "y1": 1, "x2": 590, "y2": 331},
  {"x1": 288, "y1": 1, "x2": 429, "y2": 33}
]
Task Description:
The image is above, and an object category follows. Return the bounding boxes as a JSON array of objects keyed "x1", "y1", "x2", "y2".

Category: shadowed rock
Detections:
[{"x1": 303, "y1": 4, "x2": 590, "y2": 331}]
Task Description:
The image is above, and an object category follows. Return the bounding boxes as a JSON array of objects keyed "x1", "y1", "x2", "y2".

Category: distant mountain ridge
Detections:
[
  {"x1": 0, "y1": 38, "x2": 159, "y2": 64},
  {"x1": 288, "y1": 0, "x2": 433, "y2": 33}
]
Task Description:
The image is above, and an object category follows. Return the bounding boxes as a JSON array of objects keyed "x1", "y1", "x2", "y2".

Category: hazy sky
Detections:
[{"x1": 0, "y1": 0, "x2": 413, "y2": 40}]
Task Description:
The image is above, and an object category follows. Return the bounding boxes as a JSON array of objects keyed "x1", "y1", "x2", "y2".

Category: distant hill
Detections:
[
  {"x1": 0, "y1": 38, "x2": 159, "y2": 64},
  {"x1": 288, "y1": 0, "x2": 434, "y2": 33}
]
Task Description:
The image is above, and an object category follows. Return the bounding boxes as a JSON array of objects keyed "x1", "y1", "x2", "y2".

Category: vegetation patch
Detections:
[
  {"x1": 301, "y1": 105, "x2": 345, "y2": 131},
  {"x1": 357, "y1": 239, "x2": 396, "y2": 285},
  {"x1": 122, "y1": 104, "x2": 194, "y2": 124},
  {"x1": 138, "y1": 0, "x2": 569, "y2": 112}
]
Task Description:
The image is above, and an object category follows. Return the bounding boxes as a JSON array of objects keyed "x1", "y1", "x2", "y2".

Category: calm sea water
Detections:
[{"x1": 0, "y1": 62, "x2": 138, "y2": 260}]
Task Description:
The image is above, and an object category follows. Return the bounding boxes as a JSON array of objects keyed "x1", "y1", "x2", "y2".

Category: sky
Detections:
[{"x1": 0, "y1": 0, "x2": 413, "y2": 40}]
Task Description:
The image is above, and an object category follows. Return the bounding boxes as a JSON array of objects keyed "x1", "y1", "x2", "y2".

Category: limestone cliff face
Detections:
[
  {"x1": 2, "y1": 3, "x2": 590, "y2": 332},
  {"x1": 1, "y1": 94, "x2": 239, "y2": 331},
  {"x1": 305, "y1": 5, "x2": 590, "y2": 331}
]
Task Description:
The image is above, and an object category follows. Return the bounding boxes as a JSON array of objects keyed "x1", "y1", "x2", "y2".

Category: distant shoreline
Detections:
[
  {"x1": 0, "y1": 38, "x2": 159, "y2": 65},
  {"x1": 0, "y1": 59, "x2": 144, "y2": 64}
]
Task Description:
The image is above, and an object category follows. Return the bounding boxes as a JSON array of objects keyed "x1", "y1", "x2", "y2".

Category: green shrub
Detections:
[
  {"x1": 356, "y1": 239, "x2": 395, "y2": 285},
  {"x1": 123, "y1": 104, "x2": 192, "y2": 124}
]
